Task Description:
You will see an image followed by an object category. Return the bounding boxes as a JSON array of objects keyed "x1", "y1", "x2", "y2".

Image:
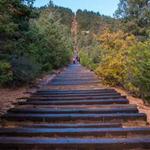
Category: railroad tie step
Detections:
[
  {"x1": 17, "y1": 95, "x2": 125, "y2": 100},
  {"x1": 50, "y1": 82, "x2": 100, "y2": 86},
  {"x1": 8, "y1": 107, "x2": 138, "y2": 114},
  {"x1": 2, "y1": 113, "x2": 146, "y2": 122},
  {"x1": 32, "y1": 92, "x2": 121, "y2": 97},
  {"x1": 16, "y1": 99, "x2": 129, "y2": 105},
  {"x1": 37, "y1": 89, "x2": 116, "y2": 94},
  {"x1": 0, "y1": 137, "x2": 150, "y2": 149},
  {"x1": 0, "y1": 127, "x2": 150, "y2": 138},
  {"x1": 21, "y1": 123, "x2": 122, "y2": 128},
  {"x1": 12, "y1": 104, "x2": 139, "y2": 109},
  {"x1": 0, "y1": 64, "x2": 150, "y2": 149},
  {"x1": 30, "y1": 95, "x2": 126, "y2": 100}
]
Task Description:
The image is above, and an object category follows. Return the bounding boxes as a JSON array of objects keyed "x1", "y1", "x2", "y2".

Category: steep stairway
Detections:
[{"x1": 0, "y1": 64, "x2": 150, "y2": 150}]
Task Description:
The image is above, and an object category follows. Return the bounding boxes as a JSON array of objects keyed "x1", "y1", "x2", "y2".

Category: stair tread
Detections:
[
  {"x1": 9, "y1": 107, "x2": 138, "y2": 114},
  {"x1": 21, "y1": 123, "x2": 122, "y2": 128}
]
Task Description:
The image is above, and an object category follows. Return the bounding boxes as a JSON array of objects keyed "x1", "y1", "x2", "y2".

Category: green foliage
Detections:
[
  {"x1": 79, "y1": 51, "x2": 92, "y2": 68},
  {"x1": 79, "y1": 27, "x2": 150, "y2": 101},
  {"x1": 128, "y1": 41, "x2": 150, "y2": 99},
  {"x1": 0, "y1": 61, "x2": 13, "y2": 86},
  {"x1": 28, "y1": 9, "x2": 73, "y2": 70},
  {"x1": 11, "y1": 56, "x2": 40, "y2": 84},
  {"x1": 39, "y1": 1, "x2": 74, "y2": 28},
  {"x1": 0, "y1": 0, "x2": 73, "y2": 86},
  {"x1": 0, "y1": 0, "x2": 36, "y2": 85},
  {"x1": 76, "y1": 9, "x2": 117, "y2": 33},
  {"x1": 96, "y1": 30, "x2": 137, "y2": 86},
  {"x1": 115, "y1": 0, "x2": 150, "y2": 38},
  {"x1": 77, "y1": 10, "x2": 118, "y2": 71},
  {"x1": 78, "y1": 33, "x2": 101, "y2": 70},
  {"x1": 75, "y1": 1, "x2": 150, "y2": 103},
  {"x1": 1, "y1": 0, "x2": 149, "y2": 104},
  {"x1": 79, "y1": 49, "x2": 100, "y2": 71}
]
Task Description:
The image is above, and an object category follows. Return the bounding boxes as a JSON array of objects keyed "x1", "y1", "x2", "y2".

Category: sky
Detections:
[{"x1": 34, "y1": 0, "x2": 120, "y2": 17}]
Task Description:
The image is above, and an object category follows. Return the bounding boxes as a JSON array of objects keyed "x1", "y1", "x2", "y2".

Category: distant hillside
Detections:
[
  {"x1": 39, "y1": 4, "x2": 116, "y2": 34},
  {"x1": 39, "y1": 3, "x2": 74, "y2": 29},
  {"x1": 76, "y1": 9, "x2": 116, "y2": 33}
]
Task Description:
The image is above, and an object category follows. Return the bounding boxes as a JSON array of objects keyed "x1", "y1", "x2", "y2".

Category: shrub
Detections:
[
  {"x1": 96, "y1": 29, "x2": 137, "y2": 86},
  {"x1": 0, "y1": 1, "x2": 73, "y2": 87},
  {"x1": 79, "y1": 51, "x2": 92, "y2": 67},
  {"x1": 0, "y1": 61, "x2": 13, "y2": 86},
  {"x1": 11, "y1": 56, "x2": 40, "y2": 84},
  {"x1": 96, "y1": 29, "x2": 150, "y2": 101},
  {"x1": 28, "y1": 10, "x2": 73, "y2": 70},
  {"x1": 128, "y1": 41, "x2": 150, "y2": 100}
]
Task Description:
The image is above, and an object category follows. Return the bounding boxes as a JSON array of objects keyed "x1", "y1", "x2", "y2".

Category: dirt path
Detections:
[
  {"x1": 0, "y1": 69, "x2": 61, "y2": 116},
  {"x1": 0, "y1": 87, "x2": 28, "y2": 115}
]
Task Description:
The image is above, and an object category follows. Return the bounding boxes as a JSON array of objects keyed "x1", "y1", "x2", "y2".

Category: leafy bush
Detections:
[
  {"x1": 127, "y1": 41, "x2": 150, "y2": 99},
  {"x1": 11, "y1": 57, "x2": 40, "y2": 84},
  {"x1": 79, "y1": 51, "x2": 92, "y2": 67},
  {"x1": 28, "y1": 9, "x2": 73, "y2": 70},
  {"x1": 79, "y1": 28, "x2": 150, "y2": 102},
  {"x1": 78, "y1": 32, "x2": 101, "y2": 70},
  {"x1": 95, "y1": 29, "x2": 150, "y2": 101},
  {"x1": 96, "y1": 29, "x2": 137, "y2": 86},
  {"x1": 0, "y1": 1, "x2": 73, "y2": 86},
  {"x1": 0, "y1": 61, "x2": 13, "y2": 86},
  {"x1": 115, "y1": 0, "x2": 150, "y2": 38},
  {"x1": 79, "y1": 46, "x2": 100, "y2": 71}
]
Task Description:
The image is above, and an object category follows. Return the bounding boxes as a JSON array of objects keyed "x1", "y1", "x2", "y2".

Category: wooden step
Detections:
[
  {"x1": 26, "y1": 90, "x2": 118, "y2": 96},
  {"x1": 32, "y1": 92, "x2": 120, "y2": 97},
  {"x1": 14, "y1": 104, "x2": 138, "y2": 109},
  {"x1": 21, "y1": 123, "x2": 122, "y2": 128},
  {"x1": 8, "y1": 107, "x2": 138, "y2": 114},
  {"x1": 28, "y1": 96, "x2": 126, "y2": 101},
  {"x1": 0, "y1": 137, "x2": 149, "y2": 149},
  {"x1": 0, "y1": 127, "x2": 150, "y2": 138},
  {"x1": 2, "y1": 113, "x2": 146, "y2": 122},
  {"x1": 50, "y1": 81, "x2": 100, "y2": 85},
  {"x1": 37, "y1": 89, "x2": 116, "y2": 94},
  {"x1": 52, "y1": 78, "x2": 98, "y2": 81},
  {"x1": 52, "y1": 79, "x2": 99, "y2": 82},
  {"x1": 17, "y1": 99, "x2": 129, "y2": 105}
]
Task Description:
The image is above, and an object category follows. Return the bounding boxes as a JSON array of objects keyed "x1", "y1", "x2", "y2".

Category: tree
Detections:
[
  {"x1": 0, "y1": 0, "x2": 73, "y2": 86},
  {"x1": 115, "y1": 0, "x2": 150, "y2": 38},
  {"x1": 48, "y1": 0, "x2": 54, "y2": 7},
  {"x1": 28, "y1": 9, "x2": 73, "y2": 71},
  {"x1": 41, "y1": 1, "x2": 74, "y2": 28},
  {"x1": 0, "y1": 0, "x2": 38, "y2": 85},
  {"x1": 76, "y1": 9, "x2": 116, "y2": 33},
  {"x1": 22, "y1": 0, "x2": 35, "y2": 7},
  {"x1": 128, "y1": 41, "x2": 150, "y2": 99}
]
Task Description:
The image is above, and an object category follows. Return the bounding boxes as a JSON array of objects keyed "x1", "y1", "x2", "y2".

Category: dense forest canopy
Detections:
[
  {"x1": 0, "y1": 0, "x2": 73, "y2": 85},
  {"x1": 39, "y1": 1, "x2": 74, "y2": 28},
  {"x1": 114, "y1": 0, "x2": 150, "y2": 38},
  {"x1": 76, "y1": 9, "x2": 116, "y2": 33}
]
